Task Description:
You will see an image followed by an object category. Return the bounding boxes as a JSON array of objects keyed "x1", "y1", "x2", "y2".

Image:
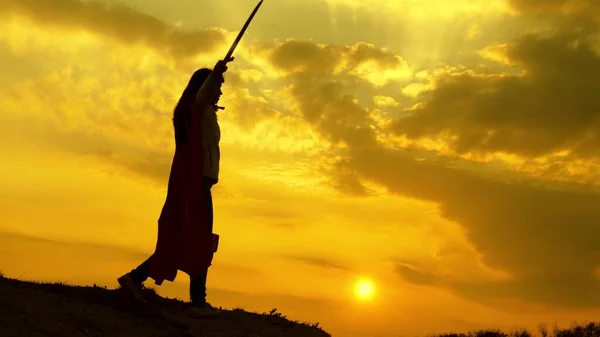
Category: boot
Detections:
[
  {"x1": 117, "y1": 272, "x2": 146, "y2": 302},
  {"x1": 188, "y1": 269, "x2": 219, "y2": 318}
]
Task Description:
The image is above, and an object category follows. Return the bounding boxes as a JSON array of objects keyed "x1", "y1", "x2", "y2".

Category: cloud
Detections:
[
  {"x1": 0, "y1": 230, "x2": 146, "y2": 258},
  {"x1": 0, "y1": 0, "x2": 228, "y2": 60},
  {"x1": 253, "y1": 40, "x2": 413, "y2": 86},
  {"x1": 392, "y1": 30, "x2": 600, "y2": 160},
  {"x1": 477, "y1": 44, "x2": 516, "y2": 65},
  {"x1": 0, "y1": 16, "x2": 315, "y2": 186},
  {"x1": 250, "y1": 40, "x2": 400, "y2": 148},
  {"x1": 372, "y1": 96, "x2": 399, "y2": 108},
  {"x1": 351, "y1": 144, "x2": 600, "y2": 308},
  {"x1": 401, "y1": 82, "x2": 431, "y2": 98},
  {"x1": 508, "y1": 0, "x2": 600, "y2": 16},
  {"x1": 395, "y1": 264, "x2": 437, "y2": 286},
  {"x1": 219, "y1": 87, "x2": 281, "y2": 128},
  {"x1": 282, "y1": 255, "x2": 350, "y2": 272},
  {"x1": 0, "y1": 58, "x2": 180, "y2": 182},
  {"x1": 254, "y1": 36, "x2": 600, "y2": 308}
]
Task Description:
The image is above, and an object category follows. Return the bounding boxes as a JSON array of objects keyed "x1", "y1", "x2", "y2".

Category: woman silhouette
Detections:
[{"x1": 118, "y1": 58, "x2": 232, "y2": 316}]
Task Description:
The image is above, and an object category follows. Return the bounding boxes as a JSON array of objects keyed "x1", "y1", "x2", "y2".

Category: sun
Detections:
[{"x1": 354, "y1": 278, "x2": 375, "y2": 300}]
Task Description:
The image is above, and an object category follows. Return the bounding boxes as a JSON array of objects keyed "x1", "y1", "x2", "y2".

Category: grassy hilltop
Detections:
[
  {"x1": 2, "y1": 273, "x2": 600, "y2": 337},
  {"x1": 0, "y1": 273, "x2": 330, "y2": 337}
]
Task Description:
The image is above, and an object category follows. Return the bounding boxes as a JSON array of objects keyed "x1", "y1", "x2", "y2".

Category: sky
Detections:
[{"x1": 1, "y1": 0, "x2": 600, "y2": 336}]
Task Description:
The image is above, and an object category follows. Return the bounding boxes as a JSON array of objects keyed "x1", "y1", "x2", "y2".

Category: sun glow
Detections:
[{"x1": 354, "y1": 278, "x2": 375, "y2": 300}]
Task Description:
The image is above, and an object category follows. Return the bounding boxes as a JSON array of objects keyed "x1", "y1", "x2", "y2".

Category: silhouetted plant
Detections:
[{"x1": 539, "y1": 323, "x2": 549, "y2": 337}]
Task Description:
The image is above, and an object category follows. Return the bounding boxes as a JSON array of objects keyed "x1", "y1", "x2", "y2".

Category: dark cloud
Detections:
[
  {"x1": 327, "y1": 164, "x2": 370, "y2": 196},
  {"x1": 393, "y1": 30, "x2": 600, "y2": 159},
  {"x1": 508, "y1": 0, "x2": 600, "y2": 16},
  {"x1": 93, "y1": 147, "x2": 172, "y2": 185},
  {"x1": 282, "y1": 255, "x2": 350, "y2": 272},
  {"x1": 259, "y1": 40, "x2": 408, "y2": 80},
  {"x1": 266, "y1": 40, "x2": 340, "y2": 75},
  {"x1": 395, "y1": 264, "x2": 437, "y2": 286},
  {"x1": 0, "y1": 0, "x2": 227, "y2": 60},
  {"x1": 353, "y1": 145, "x2": 600, "y2": 307},
  {"x1": 262, "y1": 37, "x2": 600, "y2": 308},
  {"x1": 0, "y1": 231, "x2": 146, "y2": 258}
]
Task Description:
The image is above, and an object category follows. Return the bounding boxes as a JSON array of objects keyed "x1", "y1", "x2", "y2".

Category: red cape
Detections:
[{"x1": 148, "y1": 101, "x2": 214, "y2": 285}]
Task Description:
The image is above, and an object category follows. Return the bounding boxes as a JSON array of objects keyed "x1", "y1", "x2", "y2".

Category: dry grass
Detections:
[
  {"x1": 0, "y1": 273, "x2": 331, "y2": 337},
  {"x1": 432, "y1": 322, "x2": 600, "y2": 337}
]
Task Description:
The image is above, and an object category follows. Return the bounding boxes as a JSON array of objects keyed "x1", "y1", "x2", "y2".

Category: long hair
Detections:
[{"x1": 173, "y1": 68, "x2": 212, "y2": 146}]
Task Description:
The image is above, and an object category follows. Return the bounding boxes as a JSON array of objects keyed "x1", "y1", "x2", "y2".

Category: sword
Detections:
[
  {"x1": 215, "y1": 0, "x2": 263, "y2": 111},
  {"x1": 211, "y1": 2, "x2": 263, "y2": 249},
  {"x1": 224, "y1": 0, "x2": 264, "y2": 62}
]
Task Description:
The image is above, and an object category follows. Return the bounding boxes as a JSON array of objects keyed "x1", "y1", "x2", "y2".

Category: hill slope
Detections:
[{"x1": 0, "y1": 274, "x2": 331, "y2": 337}]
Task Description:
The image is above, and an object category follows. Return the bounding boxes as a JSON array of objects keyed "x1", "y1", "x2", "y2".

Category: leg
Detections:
[
  {"x1": 118, "y1": 255, "x2": 153, "y2": 301},
  {"x1": 130, "y1": 255, "x2": 153, "y2": 284},
  {"x1": 189, "y1": 270, "x2": 219, "y2": 317},
  {"x1": 189, "y1": 177, "x2": 217, "y2": 308},
  {"x1": 189, "y1": 270, "x2": 208, "y2": 305}
]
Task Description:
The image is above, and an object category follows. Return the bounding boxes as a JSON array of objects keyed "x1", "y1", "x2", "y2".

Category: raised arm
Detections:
[{"x1": 195, "y1": 58, "x2": 233, "y2": 108}]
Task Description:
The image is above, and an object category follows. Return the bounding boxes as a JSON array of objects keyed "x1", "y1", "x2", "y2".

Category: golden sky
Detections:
[{"x1": 2, "y1": 0, "x2": 600, "y2": 336}]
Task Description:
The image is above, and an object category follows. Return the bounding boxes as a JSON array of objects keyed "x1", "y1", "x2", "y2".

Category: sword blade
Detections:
[{"x1": 224, "y1": 0, "x2": 263, "y2": 61}]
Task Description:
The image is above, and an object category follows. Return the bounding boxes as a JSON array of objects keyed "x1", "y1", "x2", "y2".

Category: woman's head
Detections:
[
  {"x1": 179, "y1": 67, "x2": 225, "y2": 108},
  {"x1": 191, "y1": 68, "x2": 223, "y2": 107},
  {"x1": 187, "y1": 68, "x2": 212, "y2": 94},
  {"x1": 172, "y1": 68, "x2": 212, "y2": 145}
]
